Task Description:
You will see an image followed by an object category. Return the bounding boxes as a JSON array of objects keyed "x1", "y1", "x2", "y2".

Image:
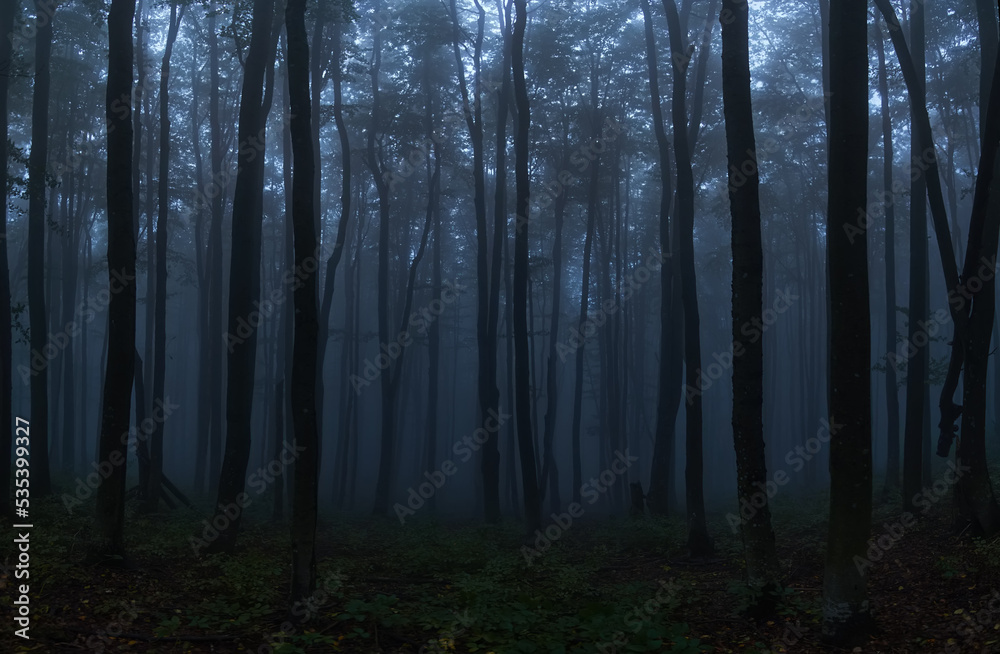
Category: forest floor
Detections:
[{"x1": 2, "y1": 470, "x2": 1000, "y2": 654}]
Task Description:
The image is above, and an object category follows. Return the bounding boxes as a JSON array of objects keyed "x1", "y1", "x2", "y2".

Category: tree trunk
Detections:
[
  {"x1": 0, "y1": 0, "x2": 13, "y2": 516},
  {"x1": 285, "y1": 0, "x2": 320, "y2": 604},
  {"x1": 641, "y1": 0, "x2": 679, "y2": 517},
  {"x1": 875, "y1": 20, "x2": 900, "y2": 492},
  {"x1": 720, "y1": 0, "x2": 780, "y2": 601},
  {"x1": 663, "y1": 0, "x2": 712, "y2": 557},
  {"x1": 28, "y1": 0, "x2": 55, "y2": 496},
  {"x1": 211, "y1": 0, "x2": 275, "y2": 553},
  {"x1": 821, "y1": 0, "x2": 872, "y2": 641},
  {"x1": 96, "y1": 0, "x2": 137, "y2": 558},
  {"x1": 512, "y1": 0, "x2": 540, "y2": 536},
  {"x1": 207, "y1": 1, "x2": 225, "y2": 494},
  {"x1": 146, "y1": 2, "x2": 185, "y2": 513}
]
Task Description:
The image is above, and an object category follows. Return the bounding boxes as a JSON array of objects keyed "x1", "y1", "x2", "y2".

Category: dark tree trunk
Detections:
[
  {"x1": 285, "y1": 0, "x2": 321, "y2": 604},
  {"x1": 821, "y1": 0, "x2": 872, "y2": 642},
  {"x1": 448, "y1": 0, "x2": 500, "y2": 523},
  {"x1": 901, "y1": 0, "x2": 928, "y2": 516},
  {"x1": 146, "y1": 2, "x2": 185, "y2": 513},
  {"x1": 875, "y1": 20, "x2": 900, "y2": 492},
  {"x1": 954, "y1": 41, "x2": 1000, "y2": 536},
  {"x1": 720, "y1": 0, "x2": 779, "y2": 599},
  {"x1": 206, "y1": 1, "x2": 225, "y2": 494},
  {"x1": 641, "y1": 0, "x2": 678, "y2": 517},
  {"x1": 976, "y1": 0, "x2": 998, "y2": 141},
  {"x1": 663, "y1": 0, "x2": 712, "y2": 557},
  {"x1": 0, "y1": 0, "x2": 13, "y2": 516},
  {"x1": 369, "y1": 0, "x2": 395, "y2": 516},
  {"x1": 28, "y1": 0, "x2": 55, "y2": 496},
  {"x1": 96, "y1": 0, "x2": 137, "y2": 558},
  {"x1": 211, "y1": 0, "x2": 275, "y2": 553},
  {"x1": 512, "y1": 0, "x2": 540, "y2": 536},
  {"x1": 316, "y1": 5, "x2": 352, "y2": 449}
]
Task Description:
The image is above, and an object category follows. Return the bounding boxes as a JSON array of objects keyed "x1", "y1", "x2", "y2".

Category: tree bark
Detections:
[
  {"x1": 0, "y1": 0, "x2": 14, "y2": 516},
  {"x1": 512, "y1": 0, "x2": 540, "y2": 536},
  {"x1": 211, "y1": 0, "x2": 275, "y2": 553},
  {"x1": 285, "y1": 0, "x2": 320, "y2": 604},
  {"x1": 640, "y1": 0, "x2": 678, "y2": 517},
  {"x1": 28, "y1": 0, "x2": 55, "y2": 496},
  {"x1": 821, "y1": 0, "x2": 872, "y2": 641},
  {"x1": 96, "y1": 0, "x2": 137, "y2": 558},
  {"x1": 663, "y1": 0, "x2": 712, "y2": 557},
  {"x1": 874, "y1": 20, "x2": 900, "y2": 492},
  {"x1": 146, "y1": 2, "x2": 185, "y2": 513},
  {"x1": 720, "y1": 0, "x2": 780, "y2": 600}
]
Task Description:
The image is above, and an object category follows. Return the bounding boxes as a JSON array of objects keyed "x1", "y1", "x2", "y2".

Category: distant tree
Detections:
[
  {"x1": 821, "y1": 0, "x2": 872, "y2": 642},
  {"x1": 29, "y1": 0, "x2": 55, "y2": 496},
  {"x1": 874, "y1": 19, "x2": 900, "y2": 493},
  {"x1": 96, "y1": 0, "x2": 137, "y2": 558},
  {"x1": 720, "y1": 0, "x2": 780, "y2": 605},
  {"x1": 663, "y1": 0, "x2": 712, "y2": 557},
  {"x1": 512, "y1": 0, "x2": 539, "y2": 536},
  {"x1": 640, "y1": 0, "x2": 677, "y2": 517},
  {"x1": 0, "y1": 0, "x2": 13, "y2": 517},
  {"x1": 146, "y1": 0, "x2": 186, "y2": 512}
]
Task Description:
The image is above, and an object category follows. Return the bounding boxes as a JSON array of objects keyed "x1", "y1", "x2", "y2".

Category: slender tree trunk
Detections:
[
  {"x1": 286, "y1": 0, "x2": 320, "y2": 604},
  {"x1": 875, "y1": 20, "x2": 900, "y2": 492},
  {"x1": 721, "y1": 0, "x2": 779, "y2": 601},
  {"x1": 0, "y1": 0, "x2": 13, "y2": 516},
  {"x1": 146, "y1": 2, "x2": 185, "y2": 512},
  {"x1": 663, "y1": 0, "x2": 712, "y2": 556},
  {"x1": 28, "y1": 0, "x2": 55, "y2": 496},
  {"x1": 512, "y1": 0, "x2": 540, "y2": 536},
  {"x1": 976, "y1": 0, "x2": 998, "y2": 141},
  {"x1": 822, "y1": 0, "x2": 872, "y2": 641},
  {"x1": 901, "y1": 0, "x2": 928, "y2": 515},
  {"x1": 641, "y1": 0, "x2": 678, "y2": 517},
  {"x1": 211, "y1": 0, "x2": 275, "y2": 553},
  {"x1": 207, "y1": 2, "x2": 225, "y2": 494},
  {"x1": 96, "y1": 0, "x2": 137, "y2": 557}
]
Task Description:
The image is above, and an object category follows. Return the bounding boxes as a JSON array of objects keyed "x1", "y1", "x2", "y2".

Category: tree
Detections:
[
  {"x1": 512, "y1": 0, "x2": 539, "y2": 536},
  {"x1": 640, "y1": 0, "x2": 678, "y2": 518},
  {"x1": 146, "y1": 0, "x2": 186, "y2": 512},
  {"x1": 874, "y1": 19, "x2": 900, "y2": 492},
  {"x1": 29, "y1": 0, "x2": 55, "y2": 496},
  {"x1": 211, "y1": 0, "x2": 275, "y2": 553},
  {"x1": 902, "y1": 0, "x2": 929, "y2": 515},
  {"x1": 96, "y1": 0, "x2": 137, "y2": 558},
  {"x1": 821, "y1": 0, "x2": 871, "y2": 641},
  {"x1": 285, "y1": 0, "x2": 322, "y2": 605},
  {"x1": 720, "y1": 0, "x2": 779, "y2": 603},
  {"x1": 663, "y1": 0, "x2": 712, "y2": 557},
  {"x1": 0, "y1": 0, "x2": 14, "y2": 516},
  {"x1": 448, "y1": 0, "x2": 502, "y2": 522}
]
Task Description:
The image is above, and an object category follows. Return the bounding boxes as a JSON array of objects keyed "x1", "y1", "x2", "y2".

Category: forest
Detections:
[{"x1": 1, "y1": 0, "x2": 1000, "y2": 651}]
